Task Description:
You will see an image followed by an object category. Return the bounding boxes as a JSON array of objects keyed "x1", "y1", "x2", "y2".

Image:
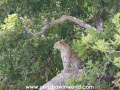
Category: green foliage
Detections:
[
  {"x1": 67, "y1": 12, "x2": 120, "y2": 89},
  {"x1": 0, "y1": 0, "x2": 120, "y2": 90},
  {"x1": 0, "y1": 14, "x2": 62, "y2": 89},
  {"x1": 113, "y1": 57, "x2": 120, "y2": 68}
]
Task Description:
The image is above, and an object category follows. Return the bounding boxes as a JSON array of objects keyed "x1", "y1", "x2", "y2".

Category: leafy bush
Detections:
[
  {"x1": 66, "y1": 13, "x2": 120, "y2": 89},
  {"x1": 0, "y1": 14, "x2": 62, "y2": 89}
]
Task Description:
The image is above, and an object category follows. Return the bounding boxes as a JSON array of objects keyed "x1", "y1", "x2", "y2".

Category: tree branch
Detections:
[
  {"x1": 39, "y1": 68, "x2": 85, "y2": 90},
  {"x1": 25, "y1": 19, "x2": 35, "y2": 38},
  {"x1": 37, "y1": 15, "x2": 96, "y2": 37}
]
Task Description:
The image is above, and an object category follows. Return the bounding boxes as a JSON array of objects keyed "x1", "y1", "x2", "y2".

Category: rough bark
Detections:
[{"x1": 39, "y1": 68, "x2": 85, "y2": 90}]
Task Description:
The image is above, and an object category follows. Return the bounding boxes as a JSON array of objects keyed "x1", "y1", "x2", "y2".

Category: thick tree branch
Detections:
[
  {"x1": 37, "y1": 15, "x2": 96, "y2": 37},
  {"x1": 39, "y1": 68, "x2": 85, "y2": 90}
]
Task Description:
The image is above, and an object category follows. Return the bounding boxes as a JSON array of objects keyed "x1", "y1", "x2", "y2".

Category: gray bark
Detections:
[{"x1": 39, "y1": 68, "x2": 85, "y2": 90}]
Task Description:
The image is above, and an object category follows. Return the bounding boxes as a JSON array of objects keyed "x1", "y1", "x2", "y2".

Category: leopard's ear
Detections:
[
  {"x1": 60, "y1": 39, "x2": 64, "y2": 43},
  {"x1": 59, "y1": 41, "x2": 62, "y2": 43},
  {"x1": 59, "y1": 41, "x2": 63, "y2": 44}
]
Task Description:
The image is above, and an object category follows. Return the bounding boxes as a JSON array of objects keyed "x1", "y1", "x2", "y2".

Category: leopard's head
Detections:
[{"x1": 53, "y1": 41, "x2": 64, "y2": 50}]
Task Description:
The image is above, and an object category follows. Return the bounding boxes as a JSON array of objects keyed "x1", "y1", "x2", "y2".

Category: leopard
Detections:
[{"x1": 53, "y1": 41, "x2": 83, "y2": 72}]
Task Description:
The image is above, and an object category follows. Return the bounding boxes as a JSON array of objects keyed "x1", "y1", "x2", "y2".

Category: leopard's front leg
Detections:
[{"x1": 61, "y1": 56, "x2": 69, "y2": 72}]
